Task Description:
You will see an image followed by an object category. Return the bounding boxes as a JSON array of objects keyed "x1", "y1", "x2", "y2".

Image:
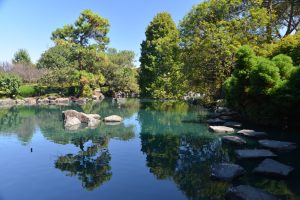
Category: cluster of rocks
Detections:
[
  {"x1": 62, "y1": 109, "x2": 123, "y2": 130},
  {"x1": 205, "y1": 106, "x2": 297, "y2": 199},
  {"x1": 0, "y1": 95, "x2": 104, "y2": 107}
]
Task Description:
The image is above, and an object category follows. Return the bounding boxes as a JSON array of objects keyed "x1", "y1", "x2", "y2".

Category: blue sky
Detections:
[{"x1": 0, "y1": 0, "x2": 201, "y2": 65}]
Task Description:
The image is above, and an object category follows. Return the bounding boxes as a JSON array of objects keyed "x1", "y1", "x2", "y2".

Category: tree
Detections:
[
  {"x1": 139, "y1": 12, "x2": 185, "y2": 99},
  {"x1": 179, "y1": 0, "x2": 270, "y2": 101},
  {"x1": 12, "y1": 49, "x2": 32, "y2": 65},
  {"x1": 51, "y1": 9, "x2": 110, "y2": 71},
  {"x1": 37, "y1": 45, "x2": 73, "y2": 69}
]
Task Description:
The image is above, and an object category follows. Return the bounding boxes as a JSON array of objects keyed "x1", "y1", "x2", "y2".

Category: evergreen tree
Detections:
[{"x1": 139, "y1": 12, "x2": 184, "y2": 99}]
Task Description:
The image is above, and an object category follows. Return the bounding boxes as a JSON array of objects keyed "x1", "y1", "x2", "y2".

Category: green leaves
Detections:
[
  {"x1": 139, "y1": 12, "x2": 184, "y2": 99},
  {"x1": 0, "y1": 73, "x2": 22, "y2": 97},
  {"x1": 12, "y1": 49, "x2": 32, "y2": 65}
]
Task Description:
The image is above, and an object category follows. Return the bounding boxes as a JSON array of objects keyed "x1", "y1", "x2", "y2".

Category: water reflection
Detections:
[{"x1": 55, "y1": 136, "x2": 112, "y2": 191}]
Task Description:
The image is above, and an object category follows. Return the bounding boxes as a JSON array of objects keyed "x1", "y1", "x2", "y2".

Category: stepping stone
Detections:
[
  {"x1": 209, "y1": 126, "x2": 235, "y2": 133},
  {"x1": 258, "y1": 140, "x2": 297, "y2": 152},
  {"x1": 222, "y1": 136, "x2": 247, "y2": 145},
  {"x1": 224, "y1": 121, "x2": 242, "y2": 128},
  {"x1": 211, "y1": 163, "x2": 245, "y2": 181},
  {"x1": 225, "y1": 185, "x2": 280, "y2": 200},
  {"x1": 253, "y1": 158, "x2": 294, "y2": 177},
  {"x1": 235, "y1": 149, "x2": 277, "y2": 159},
  {"x1": 207, "y1": 118, "x2": 225, "y2": 124},
  {"x1": 237, "y1": 129, "x2": 267, "y2": 138},
  {"x1": 220, "y1": 115, "x2": 234, "y2": 120}
]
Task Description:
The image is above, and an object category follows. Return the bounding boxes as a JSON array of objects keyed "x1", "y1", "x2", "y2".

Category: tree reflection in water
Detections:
[{"x1": 55, "y1": 136, "x2": 112, "y2": 191}]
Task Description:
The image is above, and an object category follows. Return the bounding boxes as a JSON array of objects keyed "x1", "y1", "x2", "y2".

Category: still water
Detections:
[{"x1": 0, "y1": 99, "x2": 299, "y2": 200}]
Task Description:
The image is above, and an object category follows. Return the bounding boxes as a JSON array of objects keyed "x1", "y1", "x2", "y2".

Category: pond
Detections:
[{"x1": 0, "y1": 99, "x2": 299, "y2": 200}]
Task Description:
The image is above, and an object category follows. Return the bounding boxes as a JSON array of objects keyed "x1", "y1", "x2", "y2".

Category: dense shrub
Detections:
[
  {"x1": 0, "y1": 73, "x2": 22, "y2": 97},
  {"x1": 224, "y1": 46, "x2": 300, "y2": 127},
  {"x1": 18, "y1": 85, "x2": 38, "y2": 97}
]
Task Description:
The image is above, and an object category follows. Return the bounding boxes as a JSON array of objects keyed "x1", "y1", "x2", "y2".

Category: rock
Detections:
[
  {"x1": 64, "y1": 116, "x2": 81, "y2": 127},
  {"x1": 209, "y1": 126, "x2": 235, "y2": 133},
  {"x1": 235, "y1": 149, "x2": 277, "y2": 159},
  {"x1": 224, "y1": 121, "x2": 242, "y2": 128},
  {"x1": 222, "y1": 136, "x2": 247, "y2": 145},
  {"x1": 0, "y1": 98, "x2": 16, "y2": 107},
  {"x1": 258, "y1": 140, "x2": 297, "y2": 152},
  {"x1": 225, "y1": 185, "x2": 280, "y2": 200},
  {"x1": 237, "y1": 129, "x2": 267, "y2": 138},
  {"x1": 48, "y1": 96, "x2": 56, "y2": 100},
  {"x1": 216, "y1": 107, "x2": 231, "y2": 113},
  {"x1": 219, "y1": 115, "x2": 234, "y2": 121},
  {"x1": 16, "y1": 99, "x2": 25, "y2": 105},
  {"x1": 62, "y1": 110, "x2": 101, "y2": 129},
  {"x1": 253, "y1": 158, "x2": 294, "y2": 177},
  {"x1": 56, "y1": 98, "x2": 70, "y2": 105},
  {"x1": 207, "y1": 118, "x2": 225, "y2": 124},
  {"x1": 211, "y1": 163, "x2": 245, "y2": 181},
  {"x1": 24, "y1": 97, "x2": 36, "y2": 105},
  {"x1": 37, "y1": 98, "x2": 49, "y2": 104},
  {"x1": 105, "y1": 122, "x2": 122, "y2": 126},
  {"x1": 104, "y1": 115, "x2": 123, "y2": 122}
]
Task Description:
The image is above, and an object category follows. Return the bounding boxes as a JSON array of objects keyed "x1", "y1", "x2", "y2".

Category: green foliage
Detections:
[
  {"x1": 0, "y1": 73, "x2": 22, "y2": 97},
  {"x1": 179, "y1": 0, "x2": 270, "y2": 98},
  {"x1": 12, "y1": 49, "x2": 32, "y2": 65},
  {"x1": 272, "y1": 32, "x2": 300, "y2": 65},
  {"x1": 18, "y1": 84, "x2": 38, "y2": 97},
  {"x1": 139, "y1": 12, "x2": 184, "y2": 99},
  {"x1": 51, "y1": 9, "x2": 110, "y2": 71},
  {"x1": 224, "y1": 46, "x2": 299, "y2": 126},
  {"x1": 37, "y1": 45, "x2": 73, "y2": 69}
]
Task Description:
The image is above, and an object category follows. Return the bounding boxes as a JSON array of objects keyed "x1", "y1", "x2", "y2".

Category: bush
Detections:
[
  {"x1": 18, "y1": 85, "x2": 38, "y2": 97},
  {"x1": 0, "y1": 73, "x2": 22, "y2": 97},
  {"x1": 224, "y1": 46, "x2": 299, "y2": 127}
]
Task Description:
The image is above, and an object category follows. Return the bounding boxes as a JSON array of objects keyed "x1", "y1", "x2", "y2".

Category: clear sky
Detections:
[{"x1": 0, "y1": 0, "x2": 201, "y2": 65}]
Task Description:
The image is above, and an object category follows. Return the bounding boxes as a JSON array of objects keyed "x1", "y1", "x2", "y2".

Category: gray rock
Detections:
[
  {"x1": 16, "y1": 99, "x2": 25, "y2": 105},
  {"x1": 56, "y1": 98, "x2": 70, "y2": 105},
  {"x1": 235, "y1": 149, "x2": 277, "y2": 159},
  {"x1": 253, "y1": 158, "x2": 294, "y2": 177},
  {"x1": 222, "y1": 136, "x2": 247, "y2": 145},
  {"x1": 224, "y1": 121, "x2": 242, "y2": 128},
  {"x1": 207, "y1": 118, "x2": 225, "y2": 124},
  {"x1": 220, "y1": 115, "x2": 234, "y2": 121},
  {"x1": 104, "y1": 115, "x2": 123, "y2": 122},
  {"x1": 65, "y1": 116, "x2": 81, "y2": 128},
  {"x1": 225, "y1": 185, "x2": 280, "y2": 200},
  {"x1": 258, "y1": 140, "x2": 297, "y2": 152},
  {"x1": 211, "y1": 163, "x2": 245, "y2": 181},
  {"x1": 0, "y1": 98, "x2": 16, "y2": 107},
  {"x1": 24, "y1": 97, "x2": 36, "y2": 105},
  {"x1": 237, "y1": 129, "x2": 267, "y2": 138},
  {"x1": 209, "y1": 126, "x2": 235, "y2": 133},
  {"x1": 63, "y1": 110, "x2": 101, "y2": 129}
]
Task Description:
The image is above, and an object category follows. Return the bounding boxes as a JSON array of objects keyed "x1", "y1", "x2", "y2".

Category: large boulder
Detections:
[
  {"x1": 225, "y1": 185, "x2": 280, "y2": 200},
  {"x1": 258, "y1": 140, "x2": 297, "y2": 152},
  {"x1": 222, "y1": 136, "x2": 247, "y2": 145},
  {"x1": 235, "y1": 149, "x2": 277, "y2": 159},
  {"x1": 62, "y1": 110, "x2": 101, "y2": 129},
  {"x1": 237, "y1": 129, "x2": 267, "y2": 138},
  {"x1": 253, "y1": 158, "x2": 294, "y2": 177},
  {"x1": 211, "y1": 163, "x2": 245, "y2": 181},
  {"x1": 104, "y1": 115, "x2": 123, "y2": 122},
  {"x1": 24, "y1": 97, "x2": 37, "y2": 105},
  {"x1": 209, "y1": 126, "x2": 235, "y2": 133},
  {"x1": 56, "y1": 98, "x2": 70, "y2": 105},
  {"x1": 0, "y1": 98, "x2": 16, "y2": 107}
]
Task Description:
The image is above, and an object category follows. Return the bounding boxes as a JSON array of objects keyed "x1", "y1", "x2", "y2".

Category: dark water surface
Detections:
[{"x1": 0, "y1": 99, "x2": 299, "y2": 200}]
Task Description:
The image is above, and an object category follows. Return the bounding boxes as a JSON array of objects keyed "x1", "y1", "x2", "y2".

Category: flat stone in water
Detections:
[
  {"x1": 253, "y1": 158, "x2": 294, "y2": 177},
  {"x1": 235, "y1": 149, "x2": 277, "y2": 159},
  {"x1": 224, "y1": 121, "x2": 242, "y2": 128},
  {"x1": 225, "y1": 185, "x2": 280, "y2": 200},
  {"x1": 258, "y1": 140, "x2": 297, "y2": 152},
  {"x1": 237, "y1": 129, "x2": 267, "y2": 138},
  {"x1": 209, "y1": 126, "x2": 235, "y2": 133},
  {"x1": 207, "y1": 118, "x2": 225, "y2": 124},
  {"x1": 211, "y1": 163, "x2": 245, "y2": 181},
  {"x1": 222, "y1": 136, "x2": 247, "y2": 145}
]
